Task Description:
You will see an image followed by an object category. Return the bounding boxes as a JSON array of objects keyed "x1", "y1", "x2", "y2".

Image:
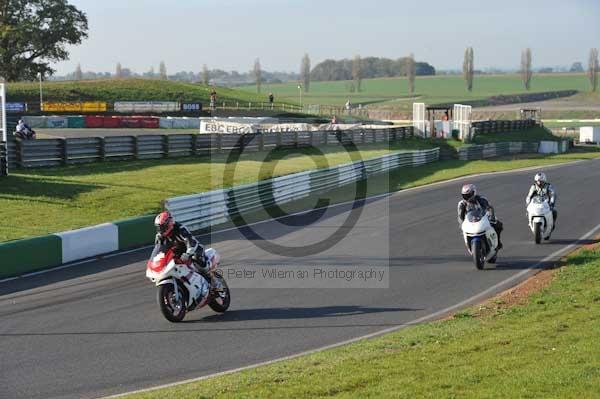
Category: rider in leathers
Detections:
[
  {"x1": 457, "y1": 184, "x2": 503, "y2": 249},
  {"x1": 154, "y1": 211, "x2": 214, "y2": 284},
  {"x1": 526, "y1": 172, "x2": 557, "y2": 228}
]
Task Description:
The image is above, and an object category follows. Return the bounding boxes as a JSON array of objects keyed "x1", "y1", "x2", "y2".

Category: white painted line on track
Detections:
[
  {"x1": 1, "y1": 157, "x2": 595, "y2": 285},
  {"x1": 103, "y1": 221, "x2": 600, "y2": 399}
]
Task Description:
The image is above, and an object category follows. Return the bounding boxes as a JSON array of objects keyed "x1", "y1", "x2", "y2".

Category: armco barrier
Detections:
[
  {"x1": 11, "y1": 126, "x2": 415, "y2": 169},
  {"x1": 0, "y1": 136, "x2": 569, "y2": 278},
  {"x1": 165, "y1": 148, "x2": 440, "y2": 231},
  {"x1": 1, "y1": 142, "x2": 7, "y2": 176},
  {"x1": 0, "y1": 148, "x2": 435, "y2": 278}
]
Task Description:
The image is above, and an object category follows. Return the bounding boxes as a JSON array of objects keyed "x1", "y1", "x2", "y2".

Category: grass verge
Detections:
[
  {"x1": 120, "y1": 241, "x2": 600, "y2": 399},
  {"x1": 471, "y1": 126, "x2": 559, "y2": 145},
  {"x1": 7, "y1": 78, "x2": 282, "y2": 105},
  {"x1": 0, "y1": 139, "x2": 432, "y2": 242}
]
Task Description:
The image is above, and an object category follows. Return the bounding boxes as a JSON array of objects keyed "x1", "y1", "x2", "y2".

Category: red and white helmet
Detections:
[
  {"x1": 154, "y1": 211, "x2": 175, "y2": 238},
  {"x1": 461, "y1": 184, "x2": 477, "y2": 201}
]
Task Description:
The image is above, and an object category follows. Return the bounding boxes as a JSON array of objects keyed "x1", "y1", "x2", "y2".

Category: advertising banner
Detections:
[
  {"x1": 6, "y1": 102, "x2": 26, "y2": 113},
  {"x1": 181, "y1": 103, "x2": 202, "y2": 112},
  {"x1": 114, "y1": 101, "x2": 179, "y2": 113},
  {"x1": 200, "y1": 120, "x2": 312, "y2": 134},
  {"x1": 42, "y1": 102, "x2": 107, "y2": 112}
]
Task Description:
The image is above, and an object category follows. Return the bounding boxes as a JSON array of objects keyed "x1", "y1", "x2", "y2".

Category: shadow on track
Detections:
[{"x1": 196, "y1": 305, "x2": 419, "y2": 323}]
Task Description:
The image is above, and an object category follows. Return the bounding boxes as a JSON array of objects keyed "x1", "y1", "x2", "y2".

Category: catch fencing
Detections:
[
  {"x1": 165, "y1": 148, "x2": 440, "y2": 231},
  {"x1": 8, "y1": 126, "x2": 414, "y2": 169},
  {"x1": 472, "y1": 119, "x2": 535, "y2": 135}
]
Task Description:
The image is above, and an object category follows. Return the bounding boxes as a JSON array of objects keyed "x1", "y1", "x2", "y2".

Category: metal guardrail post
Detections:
[
  {"x1": 294, "y1": 131, "x2": 299, "y2": 148},
  {"x1": 259, "y1": 133, "x2": 264, "y2": 151},
  {"x1": 309, "y1": 131, "x2": 314, "y2": 147},
  {"x1": 99, "y1": 137, "x2": 106, "y2": 161},
  {"x1": 60, "y1": 138, "x2": 68, "y2": 165},
  {"x1": 216, "y1": 134, "x2": 222, "y2": 152},
  {"x1": 276, "y1": 132, "x2": 282, "y2": 147},
  {"x1": 133, "y1": 136, "x2": 140, "y2": 160},
  {"x1": 192, "y1": 134, "x2": 198, "y2": 156},
  {"x1": 162, "y1": 135, "x2": 169, "y2": 158},
  {"x1": 0, "y1": 143, "x2": 6, "y2": 177}
]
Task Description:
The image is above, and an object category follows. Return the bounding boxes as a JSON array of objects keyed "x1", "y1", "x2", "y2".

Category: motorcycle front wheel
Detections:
[
  {"x1": 534, "y1": 222, "x2": 542, "y2": 244},
  {"x1": 158, "y1": 283, "x2": 187, "y2": 322},
  {"x1": 472, "y1": 240, "x2": 485, "y2": 270},
  {"x1": 208, "y1": 272, "x2": 231, "y2": 313}
]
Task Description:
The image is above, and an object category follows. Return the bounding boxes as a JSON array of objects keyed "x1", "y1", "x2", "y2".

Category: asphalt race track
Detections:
[{"x1": 2, "y1": 158, "x2": 600, "y2": 399}]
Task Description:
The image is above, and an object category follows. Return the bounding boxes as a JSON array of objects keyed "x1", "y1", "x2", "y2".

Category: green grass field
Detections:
[
  {"x1": 0, "y1": 140, "x2": 433, "y2": 242},
  {"x1": 241, "y1": 73, "x2": 597, "y2": 109},
  {"x1": 543, "y1": 121, "x2": 600, "y2": 128},
  {"x1": 6, "y1": 78, "x2": 276, "y2": 105},
  {"x1": 120, "y1": 160, "x2": 600, "y2": 399},
  {"x1": 2, "y1": 132, "x2": 598, "y2": 243},
  {"x1": 471, "y1": 126, "x2": 559, "y2": 144}
]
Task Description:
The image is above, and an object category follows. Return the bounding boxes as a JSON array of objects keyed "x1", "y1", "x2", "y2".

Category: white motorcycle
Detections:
[
  {"x1": 527, "y1": 196, "x2": 554, "y2": 244},
  {"x1": 461, "y1": 209, "x2": 500, "y2": 270},
  {"x1": 146, "y1": 243, "x2": 231, "y2": 322}
]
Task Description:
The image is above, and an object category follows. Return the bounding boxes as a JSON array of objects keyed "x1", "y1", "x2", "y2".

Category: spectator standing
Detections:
[
  {"x1": 268, "y1": 92, "x2": 274, "y2": 109},
  {"x1": 210, "y1": 87, "x2": 217, "y2": 113}
]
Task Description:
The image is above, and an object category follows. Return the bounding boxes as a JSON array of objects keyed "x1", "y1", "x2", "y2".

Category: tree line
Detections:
[
  {"x1": 308, "y1": 57, "x2": 435, "y2": 82},
  {"x1": 0, "y1": 0, "x2": 598, "y2": 96},
  {"x1": 462, "y1": 47, "x2": 598, "y2": 93}
]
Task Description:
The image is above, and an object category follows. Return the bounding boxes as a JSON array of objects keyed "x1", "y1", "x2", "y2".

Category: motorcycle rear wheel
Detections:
[{"x1": 158, "y1": 283, "x2": 187, "y2": 322}]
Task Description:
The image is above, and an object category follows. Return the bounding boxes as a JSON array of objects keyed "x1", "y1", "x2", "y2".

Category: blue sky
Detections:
[{"x1": 55, "y1": 0, "x2": 600, "y2": 74}]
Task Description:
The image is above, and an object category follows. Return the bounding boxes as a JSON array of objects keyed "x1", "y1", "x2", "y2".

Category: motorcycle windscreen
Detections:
[
  {"x1": 147, "y1": 243, "x2": 174, "y2": 273},
  {"x1": 466, "y1": 209, "x2": 485, "y2": 223}
]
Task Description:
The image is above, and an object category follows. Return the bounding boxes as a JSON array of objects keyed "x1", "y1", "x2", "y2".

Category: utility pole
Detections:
[{"x1": 39, "y1": 72, "x2": 44, "y2": 109}]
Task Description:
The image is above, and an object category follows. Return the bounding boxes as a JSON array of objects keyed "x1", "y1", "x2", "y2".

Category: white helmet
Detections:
[
  {"x1": 534, "y1": 172, "x2": 547, "y2": 187},
  {"x1": 461, "y1": 184, "x2": 477, "y2": 201}
]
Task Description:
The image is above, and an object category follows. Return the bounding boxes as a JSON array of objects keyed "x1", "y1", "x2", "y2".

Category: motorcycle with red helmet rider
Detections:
[
  {"x1": 154, "y1": 211, "x2": 213, "y2": 280},
  {"x1": 148, "y1": 211, "x2": 230, "y2": 322}
]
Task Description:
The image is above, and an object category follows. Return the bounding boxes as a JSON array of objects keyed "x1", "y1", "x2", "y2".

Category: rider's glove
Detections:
[{"x1": 180, "y1": 253, "x2": 191, "y2": 263}]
